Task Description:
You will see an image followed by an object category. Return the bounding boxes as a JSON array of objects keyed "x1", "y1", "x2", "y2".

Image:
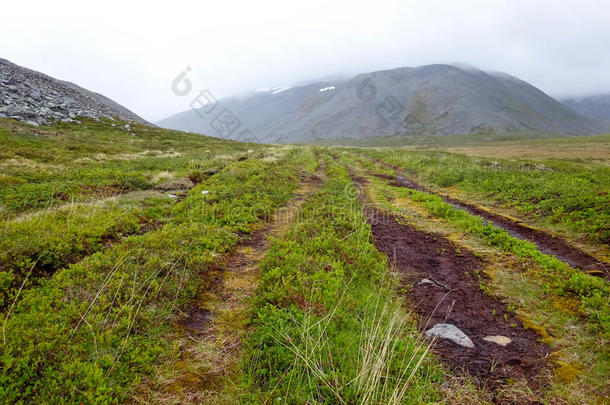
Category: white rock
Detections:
[
  {"x1": 483, "y1": 335, "x2": 511, "y2": 346},
  {"x1": 425, "y1": 324, "x2": 474, "y2": 348},
  {"x1": 419, "y1": 278, "x2": 434, "y2": 285},
  {"x1": 201, "y1": 190, "x2": 209, "y2": 195},
  {"x1": 168, "y1": 194, "x2": 178, "y2": 200}
]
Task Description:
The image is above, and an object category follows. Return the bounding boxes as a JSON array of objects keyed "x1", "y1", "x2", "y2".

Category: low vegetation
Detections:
[
  {"x1": 242, "y1": 160, "x2": 445, "y2": 403},
  {"x1": 0, "y1": 118, "x2": 608, "y2": 403},
  {"x1": 0, "y1": 119, "x2": 312, "y2": 403},
  {"x1": 340, "y1": 155, "x2": 609, "y2": 402},
  {"x1": 357, "y1": 142, "x2": 610, "y2": 246}
]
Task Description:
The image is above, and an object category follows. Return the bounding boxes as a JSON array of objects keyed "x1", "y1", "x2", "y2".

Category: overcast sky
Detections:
[{"x1": 2, "y1": 0, "x2": 609, "y2": 121}]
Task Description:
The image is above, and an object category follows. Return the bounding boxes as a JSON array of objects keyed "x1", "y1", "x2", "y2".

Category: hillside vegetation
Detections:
[{"x1": 0, "y1": 119, "x2": 608, "y2": 404}]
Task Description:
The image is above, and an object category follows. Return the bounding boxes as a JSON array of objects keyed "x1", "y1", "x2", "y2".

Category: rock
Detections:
[
  {"x1": 0, "y1": 58, "x2": 148, "y2": 125},
  {"x1": 419, "y1": 278, "x2": 434, "y2": 285},
  {"x1": 124, "y1": 124, "x2": 131, "y2": 130},
  {"x1": 203, "y1": 167, "x2": 220, "y2": 176},
  {"x1": 425, "y1": 324, "x2": 475, "y2": 348},
  {"x1": 154, "y1": 178, "x2": 194, "y2": 192},
  {"x1": 483, "y1": 335, "x2": 511, "y2": 346},
  {"x1": 25, "y1": 120, "x2": 39, "y2": 127}
]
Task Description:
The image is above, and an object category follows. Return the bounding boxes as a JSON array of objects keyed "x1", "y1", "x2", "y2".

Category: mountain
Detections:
[
  {"x1": 561, "y1": 94, "x2": 610, "y2": 123},
  {"x1": 159, "y1": 64, "x2": 608, "y2": 143},
  {"x1": 0, "y1": 58, "x2": 147, "y2": 126}
]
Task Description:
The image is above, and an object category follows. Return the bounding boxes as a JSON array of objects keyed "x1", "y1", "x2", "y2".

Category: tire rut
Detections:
[
  {"x1": 366, "y1": 157, "x2": 609, "y2": 279},
  {"x1": 352, "y1": 172, "x2": 550, "y2": 391},
  {"x1": 132, "y1": 164, "x2": 325, "y2": 404}
]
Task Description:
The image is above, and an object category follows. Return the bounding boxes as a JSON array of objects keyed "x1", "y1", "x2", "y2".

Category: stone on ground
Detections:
[
  {"x1": 483, "y1": 335, "x2": 512, "y2": 346},
  {"x1": 425, "y1": 323, "x2": 475, "y2": 348}
]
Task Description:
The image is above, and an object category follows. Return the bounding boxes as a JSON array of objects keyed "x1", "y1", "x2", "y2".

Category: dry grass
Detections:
[
  {"x1": 430, "y1": 135, "x2": 610, "y2": 163},
  {"x1": 73, "y1": 149, "x2": 181, "y2": 163}
]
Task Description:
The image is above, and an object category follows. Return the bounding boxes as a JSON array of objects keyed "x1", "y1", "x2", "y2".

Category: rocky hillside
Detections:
[
  {"x1": 561, "y1": 94, "x2": 610, "y2": 124},
  {"x1": 0, "y1": 58, "x2": 147, "y2": 126},
  {"x1": 159, "y1": 64, "x2": 608, "y2": 143}
]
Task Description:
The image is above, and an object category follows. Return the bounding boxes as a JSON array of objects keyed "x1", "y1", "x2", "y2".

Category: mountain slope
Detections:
[
  {"x1": 0, "y1": 58, "x2": 147, "y2": 125},
  {"x1": 561, "y1": 94, "x2": 610, "y2": 123},
  {"x1": 159, "y1": 64, "x2": 607, "y2": 143}
]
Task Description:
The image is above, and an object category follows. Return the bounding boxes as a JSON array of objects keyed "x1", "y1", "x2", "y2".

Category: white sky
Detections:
[{"x1": 2, "y1": 0, "x2": 609, "y2": 121}]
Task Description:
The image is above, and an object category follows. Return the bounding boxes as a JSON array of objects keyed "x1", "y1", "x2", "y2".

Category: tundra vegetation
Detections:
[{"x1": 0, "y1": 118, "x2": 608, "y2": 403}]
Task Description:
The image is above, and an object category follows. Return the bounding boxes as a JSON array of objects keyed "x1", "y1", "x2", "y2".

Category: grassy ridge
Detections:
[
  {"x1": 242, "y1": 159, "x2": 444, "y2": 404},
  {"x1": 0, "y1": 196, "x2": 175, "y2": 309},
  {"x1": 0, "y1": 142, "x2": 315, "y2": 403}
]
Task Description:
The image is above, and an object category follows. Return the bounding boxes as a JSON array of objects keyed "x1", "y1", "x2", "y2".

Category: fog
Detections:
[{"x1": 2, "y1": 0, "x2": 609, "y2": 121}]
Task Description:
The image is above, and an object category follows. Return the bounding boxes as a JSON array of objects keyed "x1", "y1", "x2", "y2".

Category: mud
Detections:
[
  {"x1": 371, "y1": 164, "x2": 609, "y2": 279},
  {"x1": 354, "y1": 174, "x2": 550, "y2": 389}
]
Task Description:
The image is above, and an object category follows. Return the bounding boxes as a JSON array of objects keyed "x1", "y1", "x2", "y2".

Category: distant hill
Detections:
[
  {"x1": 561, "y1": 94, "x2": 610, "y2": 124},
  {"x1": 158, "y1": 64, "x2": 608, "y2": 143},
  {"x1": 0, "y1": 58, "x2": 147, "y2": 126}
]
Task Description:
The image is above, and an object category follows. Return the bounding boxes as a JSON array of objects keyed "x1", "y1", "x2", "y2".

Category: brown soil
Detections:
[
  {"x1": 370, "y1": 165, "x2": 609, "y2": 279},
  {"x1": 354, "y1": 173, "x2": 550, "y2": 390}
]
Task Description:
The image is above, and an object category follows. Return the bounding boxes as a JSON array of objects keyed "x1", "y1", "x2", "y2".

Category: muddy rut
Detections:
[
  {"x1": 353, "y1": 173, "x2": 549, "y2": 389},
  {"x1": 133, "y1": 165, "x2": 325, "y2": 403},
  {"x1": 367, "y1": 158, "x2": 609, "y2": 279}
]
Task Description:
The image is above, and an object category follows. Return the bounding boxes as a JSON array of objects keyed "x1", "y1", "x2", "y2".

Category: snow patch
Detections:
[
  {"x1": 319, "y1": 86, "x2": 335, "y2": 92},
  {"x1": 272, "y1": 87, "x2": 290, "y2": 94},
  {"x1": 256, "y1": 86, "x2": 291, "y2": 95}
]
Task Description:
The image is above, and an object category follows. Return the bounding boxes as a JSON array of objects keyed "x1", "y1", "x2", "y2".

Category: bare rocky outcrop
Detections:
[{"x1": 0, "y1": 58, "x2": 148, "y2": 126}]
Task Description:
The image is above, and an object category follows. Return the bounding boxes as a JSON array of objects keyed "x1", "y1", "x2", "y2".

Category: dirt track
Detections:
[
  {"x1": 369, "y1": 163, "x2": 609, "y2": 279},
  {"x1": 353, "y1": 173, "x2": 550, "y2": 389},
  {"x1": 133, "y1": 166, "x2": 325, "y2": 403}
]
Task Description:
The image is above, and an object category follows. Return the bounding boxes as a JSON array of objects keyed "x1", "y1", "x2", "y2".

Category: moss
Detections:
[{"x1": 553, "y1": 360, "x2": 583, "y2": 382}]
